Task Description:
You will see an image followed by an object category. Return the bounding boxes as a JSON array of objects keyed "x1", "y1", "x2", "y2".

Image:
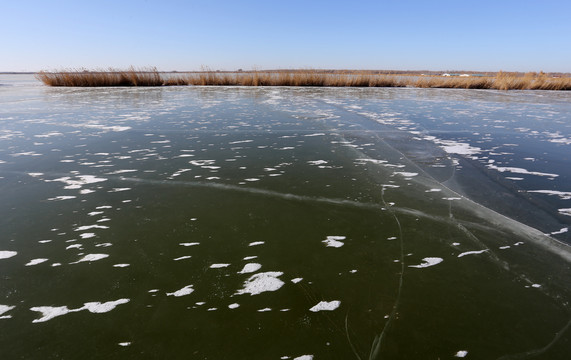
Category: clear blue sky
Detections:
[{"x1": 2, "y1": 0, "x2": 570, "y2": 72}]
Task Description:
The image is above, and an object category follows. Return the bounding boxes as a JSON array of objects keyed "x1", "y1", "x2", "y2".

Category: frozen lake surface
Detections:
[{"x1": 1, "y1": 75, "x2": 570, "y2": 359}]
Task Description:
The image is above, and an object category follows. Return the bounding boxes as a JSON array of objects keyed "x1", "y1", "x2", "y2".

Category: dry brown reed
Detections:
[
  {"x1": 172, "y1": 71, "x2": 406, "y2": 87},
  {"x1": 36, "y1": 67, "x2": 163, "y2": 87},
  {"x1": 36, "y1": 68, "x2": 571, "y2": 90}
]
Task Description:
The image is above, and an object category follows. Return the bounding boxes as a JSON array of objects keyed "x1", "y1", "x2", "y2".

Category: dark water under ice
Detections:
[{"x1": 1, "y1": 75, "x2": 570, "y2": 359}]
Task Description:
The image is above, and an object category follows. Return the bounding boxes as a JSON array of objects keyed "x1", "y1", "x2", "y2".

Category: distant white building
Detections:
[{"x1": 443, "y1": 73, "x2": 451, "y2": 77}]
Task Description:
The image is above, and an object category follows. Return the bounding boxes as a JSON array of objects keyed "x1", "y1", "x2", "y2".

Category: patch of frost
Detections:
[
  {"x1": 210, "y1": 263, "x2": 230, "y2": 268},
  {"x1": 70, "y1": 253, "x2": 109, "y2": 264},
  {"x1": 239, "y1": 263, "x2": 262, "y2": 274},
  {"x1": 25, "y1": 258, "x2": 48, "y2": 266},
  {"x1": 408, "y1": 257, "x2": 443, "y2": 268},
  {"x1": 167, "y1": 285, "x2": 194, "y2": 297},
  {"x1": 0, "y1": 251, "x2": 17, "y2": 259},
  {"x1": 458, "y1": 250, "x2": 488, "y2": 258},
  {"x1": 309, "y1": 300, "x2": 341, "y2": 312},
  {"x1": 323, "y1": 235, "x2": 345, "y2": 248},
  {"x1": 235, "y1": 272, "x2": 284, "y2": 296}
]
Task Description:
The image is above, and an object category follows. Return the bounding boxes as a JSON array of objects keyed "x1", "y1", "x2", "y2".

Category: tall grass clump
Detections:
[
  {"x1": 36, "y1": 67, "x2": 163, "y2": 87},
  {"x1": 415, "y1": 76, "x2": 493, "y2": 89}
]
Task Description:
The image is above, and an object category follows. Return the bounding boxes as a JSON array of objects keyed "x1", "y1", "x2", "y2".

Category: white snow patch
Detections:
[
  {"x1": 356, "y1": 158, "x2": 388, "y2": 165},
  {"x1": 75, "y1": 225, "x2": 109, "y2": 231},
  {"x1": 106, "y1": 169, "x2": 137, "y2": 175},
  {"x1": 113, "y1": 264, "x2": 130, "y2": 268},
  {"x1": 549, "y1": 227, "x2": 568, "y2": 235},
  {"x1": 25, "y1": 258, "x2": 48, "y2": 266},
  {"x1": 82, "y1": 299, "x2": 130, "y2": 313},
  {"x1": 408, "y1": 257, "x2": 443, "y2": 269},
  {"x1": 235, "y1": 272, "x2": 284, "y2": 296},
  {"x1": 309, "y1": 300, "x2": 341, "y2": 312},
  {"x1": 228, "y1": 303, "x2": 240, "y2": 309},
  {"x1": 239, "y1": 263, "x2": 262, "y2": 274},
  {"x1": 30, "y1": 306, "x2": 73, "y2": 323},
  {"x1": 49, "y1": 175, "x2": 107, "y2": 190},
  {"x1": 394, "y1": 171, "x2": 418, "y2": 177},
  {"x1": 109, "y1": 188, "x2": 131, "y2": 192},
  {"x1": 210, "y1": 263, "x2": 230, "y2": 268},
  {"x1": 174, "y1": 256, "x2": 192, "y2": 261},
  {"x1": 528, "y1": 190, "x2": 571, "y2": 200},
  {"x1": 70, "y1": 253, "x2": 109, "y2": 264},
  {"x1": 454, "y1": 350, "x2": 468, "y2": 358},
  {"x1": 291, "y1": 278, "x2": 303, "y2": 284},
  {"x1": 47, "y1": 196, "x2": 76, "y2": 201},
  {"x1": 307, "y1": 160, "x2": 328, "y2": 165},
  {"x1": 0, "y1": 305, "x2": 15, "y2": 319},
  {"x1": 180, "y1": 242, "x2": 199, "y2": 247},
  {"x1": 558, "y1": 208, "x2": 571, "y2": 217},
  {"x1": 248, "y1": 241, "x2": 265, "y2": 247},
  {"x1": 487, "y1": 164, "x2": 558, "y2": 178},
  {"x1": 31, "y1": 298, "x2": 129, "y2": 323},
  {"x1": 323, "y1": 235, "x2": 345, "y2": 248},
  {"x1": 167, "y1": 285, "x2": 194, "y2": 297},
  {"x1": 0, "y1": 251, "x2": 17, "y2": 259},
  {"x1": 436, "y1": 139, "x2": 481, "y2": 155},
  {"x1": 458, "y1": 250, "x2": 488, "y2": 258}
]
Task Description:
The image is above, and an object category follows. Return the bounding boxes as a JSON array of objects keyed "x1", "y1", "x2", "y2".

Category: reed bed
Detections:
[
  {"x1": 35, "y1": 67, "x2": 163, "y2": 87},
  {"x1": 164, "y1": 71, "x2": 407, "y2": 87},
  {"x1": 36, "y1": 68, "x2": 571, "y2": 90}
]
